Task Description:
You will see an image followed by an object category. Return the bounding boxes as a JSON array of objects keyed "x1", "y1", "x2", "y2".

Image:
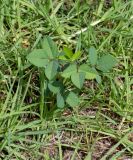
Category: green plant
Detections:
[
  {"x1": 1, "y1": 1, "x2": 133, "y2": 159},
  {"x1": 26, "y1": 36, "x2": 117, "y2": 117}
]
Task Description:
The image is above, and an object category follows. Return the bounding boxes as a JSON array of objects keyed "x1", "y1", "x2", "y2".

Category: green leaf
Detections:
[
  {"x1": 59, "y1": 55, "x2": 68, "y2": 60},
  {"x1": 57, "y1": 92, "x2": 65, "y2": 108},
  {"x1": 26, "y1": 49, "x2": 49, "y2": 67},
  {"x1": 45, "y1": 61, "x2": 58, "y2": 80},
  {"x1": 79, "y1": 64, "x2": 96, "y2": 79},
  {"x1": 91, "y1": 68, "x2": 102, "y2": 84},
  {"x1": 97, "y1": 54, "x2": 117, "y2": 72},
  {"x1": 66, "y1": 92, "x2": 79, "y2": 107},
  {"x1": 96, "y1": 74, "x2": 102, "y2": 84},
  {"x1": 63, "y1": 46, "x2": 73, "y2": 58},
  {"x1": 89, "y1": 46, "x2": 97, "y2": 66},
  {"x1": 71, "y1": 51, "x2": 81, "y2": 61},
  {"x1": 48, "y1": 81, "x2": 63, "y2": 94},
  {"x1": 58, "y1": 52, "x2": 68, "y2": 60},
  {"x1": 61, "y1": 64, "x2": 77, "y2": 78},
  {"x1": 71, "y1": 72, "x2": 85, "y2": 89},
  {"x1": 41, "y1": 36, "x2": 58, "y2": 58}
]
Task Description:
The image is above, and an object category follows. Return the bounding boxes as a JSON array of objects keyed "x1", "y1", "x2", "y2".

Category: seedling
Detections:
[{"x1": 27, "y1": 36, "x2": 117, "y2": 118}]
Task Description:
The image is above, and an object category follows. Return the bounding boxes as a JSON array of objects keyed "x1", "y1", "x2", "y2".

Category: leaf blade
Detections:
[
  {"x1": 97, "y1": 54, "x2": 117, "y2": 72},
  {"x1": 71, "y1": 51, "x2": 82, "y2": 61},
  {"x1": 63, "y1": 47, "x2": 73, "y2": 58},
  {"x1": 79, "y1": 64, "x2": 96, "y2": 80},
  {"x1": 61, "y1": 64, "x2": 77, "y2": 78},
  {"x1": 26, "y1": 49, "x2": 49, "y2": 67},
  {"x1": 48, "y1": 81, "x2": 63, "y2": 94},
  {"x1": 89, "y1": 46, "x2": 97, "y2": 66},
  {"x1": 57, "y1": 93, "x2": 65, "y2": 108},
  {"x1": 41, "y1": 36, "x2": 58, "y2": 58},
  {"x1": 66, "y1": 92, "x2": 79, "y2": 107},
  {"x1": 45, "y1": 61, "x2": 58, "y2": 80},
  {"x1": 71, "y1": 72, "x2": 85, "y2": 89}
]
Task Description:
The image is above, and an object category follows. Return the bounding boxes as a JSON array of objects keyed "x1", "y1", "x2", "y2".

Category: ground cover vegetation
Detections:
[{"x1": 0, "y1": 0, "x2": 133, "y2": 159}]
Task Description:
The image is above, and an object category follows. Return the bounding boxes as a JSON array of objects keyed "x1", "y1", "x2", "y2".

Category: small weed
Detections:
[
  {"x1": 27, "y1": 36, "x2": 117, "y2": 118},
  {"x1": 0, "y1": 0, "x2": 133, "y2": 159}
]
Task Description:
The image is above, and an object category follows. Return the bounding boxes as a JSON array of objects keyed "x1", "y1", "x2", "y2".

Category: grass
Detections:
[{"x1": 0, "y1": 0, "x2": 133, "y2": 159}]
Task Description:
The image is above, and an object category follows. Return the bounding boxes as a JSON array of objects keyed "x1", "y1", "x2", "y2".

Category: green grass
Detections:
[{"x1": 0, "y1": 0, "x2": 133, "y2": 159}]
